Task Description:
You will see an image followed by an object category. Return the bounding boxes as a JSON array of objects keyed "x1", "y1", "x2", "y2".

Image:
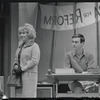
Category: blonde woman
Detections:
[{"x1": 13, "y1": 23, "x2": 40, "y2": 98}]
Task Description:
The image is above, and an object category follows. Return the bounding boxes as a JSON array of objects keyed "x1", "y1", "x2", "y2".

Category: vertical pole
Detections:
[
  {"x1": 49, "y1": 2, "x2": 57, "y2": 71},
  {"x1": 95, "y1": 4, "x2": 100, "y2": 94},
  {"x1": 49, "y1": 31, "x2": 55, "y2": 70},
  {"x1": 95, "y1": 2, "x2": 100, "y2": 66},
  {"x1": 73, "y1": 2, "x2": 77, "y2": 35}
]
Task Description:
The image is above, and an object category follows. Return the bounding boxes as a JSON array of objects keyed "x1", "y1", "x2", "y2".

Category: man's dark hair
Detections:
[{"x1": 72, "y1": 34, "x2": 85, "y2": 43}]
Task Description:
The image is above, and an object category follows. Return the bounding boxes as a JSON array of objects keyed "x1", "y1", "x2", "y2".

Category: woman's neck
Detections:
[{"x1": 24, "y1": 39, "x2": 34, "y2": 45}]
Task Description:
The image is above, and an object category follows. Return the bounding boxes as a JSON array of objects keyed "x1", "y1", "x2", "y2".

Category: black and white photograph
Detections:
[{"x1": 0, "y1": 1, "x2": 100, "y2": 99}]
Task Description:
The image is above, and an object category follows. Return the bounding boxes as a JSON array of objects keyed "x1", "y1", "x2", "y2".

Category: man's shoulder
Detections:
[{"x1": 84, "y1": 50, "x2": 93, "y2": 56}]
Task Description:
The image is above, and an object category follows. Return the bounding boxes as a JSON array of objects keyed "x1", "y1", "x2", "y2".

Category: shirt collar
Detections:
[
  {"x1": 23, "y1": 39, "x2": 34, "y2": 48},
  {"x1": 72, "y1": 49, "x2": 86, "y2": 57}
]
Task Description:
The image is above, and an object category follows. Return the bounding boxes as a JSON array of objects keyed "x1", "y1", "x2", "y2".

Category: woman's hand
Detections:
[
  {"x1": 15, "y1": 67, "x2": 23, "y2": 76},
  {"x1": 12, "y1": 65, "x2": 23, "y2": 77},
  {"x1": 12, "y1": 64, "x2": 18, "y2": 75},
  {"x1": 14, "y1": 65, "x2": 18, "y2": 69}
]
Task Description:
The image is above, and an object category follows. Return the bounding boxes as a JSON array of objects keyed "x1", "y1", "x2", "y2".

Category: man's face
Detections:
[{"x1": 72, "y1": 37, "x2": 84, "y2": 50}]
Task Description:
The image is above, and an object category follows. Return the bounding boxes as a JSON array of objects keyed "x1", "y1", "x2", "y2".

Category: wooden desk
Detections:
[
  {"x1": 49, "y1": 73, "x2": 100, "y2": 81},
  {"x1": 47, "y1": 73, "x2": 100, "y2": 98}
]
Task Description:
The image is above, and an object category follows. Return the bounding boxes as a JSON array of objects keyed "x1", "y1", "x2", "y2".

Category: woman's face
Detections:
[{"x1": 19, "y1": 30, "x2": 28, "y2": 42}]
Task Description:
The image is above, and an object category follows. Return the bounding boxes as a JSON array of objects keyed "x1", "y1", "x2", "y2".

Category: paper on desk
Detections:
[{"x1": 55, "y1": 68, "x2": 75, "y2": 74}]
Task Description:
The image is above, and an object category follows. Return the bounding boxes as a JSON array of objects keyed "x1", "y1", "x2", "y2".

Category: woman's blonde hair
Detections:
[{"x1": 23, "y1": 23, "x2": 36, "y2": 39}]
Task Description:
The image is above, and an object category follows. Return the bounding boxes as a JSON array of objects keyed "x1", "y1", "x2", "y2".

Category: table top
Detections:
[
  {"x1": 46, "y1": 73, "x2": 100, "y2": 81},
  {"x1": 56, "y1": 93, "x2": 100, "y2": 98}
]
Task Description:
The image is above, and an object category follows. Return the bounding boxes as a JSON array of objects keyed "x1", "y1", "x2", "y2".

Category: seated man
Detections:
[{"x1": 64, "y1": 34, "x2": 98, "y2": 93}]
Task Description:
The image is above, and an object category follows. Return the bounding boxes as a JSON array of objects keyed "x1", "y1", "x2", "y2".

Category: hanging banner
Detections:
[{"x1": 40, "y1": 3, "x2": 100, "y2": 31}]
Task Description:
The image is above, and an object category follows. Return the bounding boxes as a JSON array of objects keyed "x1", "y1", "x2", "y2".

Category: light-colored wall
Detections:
[
  {"x1": 78, "y1": 23, "x2": 97, "y2": 66},
  {"x1": 36, "y1": 5, "x2": 53, "y2": 81},
  {"x1": 52, "y1": 30, "x2": 74, "y2": 71},
  {"x1": 19, "y1": 3, "x2": 38, "y2": 29}
]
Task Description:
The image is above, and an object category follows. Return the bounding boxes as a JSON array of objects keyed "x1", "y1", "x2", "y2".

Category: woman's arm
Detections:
[{"x1": 21, "y1": 44, "x2": 40, "y2": 71}]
